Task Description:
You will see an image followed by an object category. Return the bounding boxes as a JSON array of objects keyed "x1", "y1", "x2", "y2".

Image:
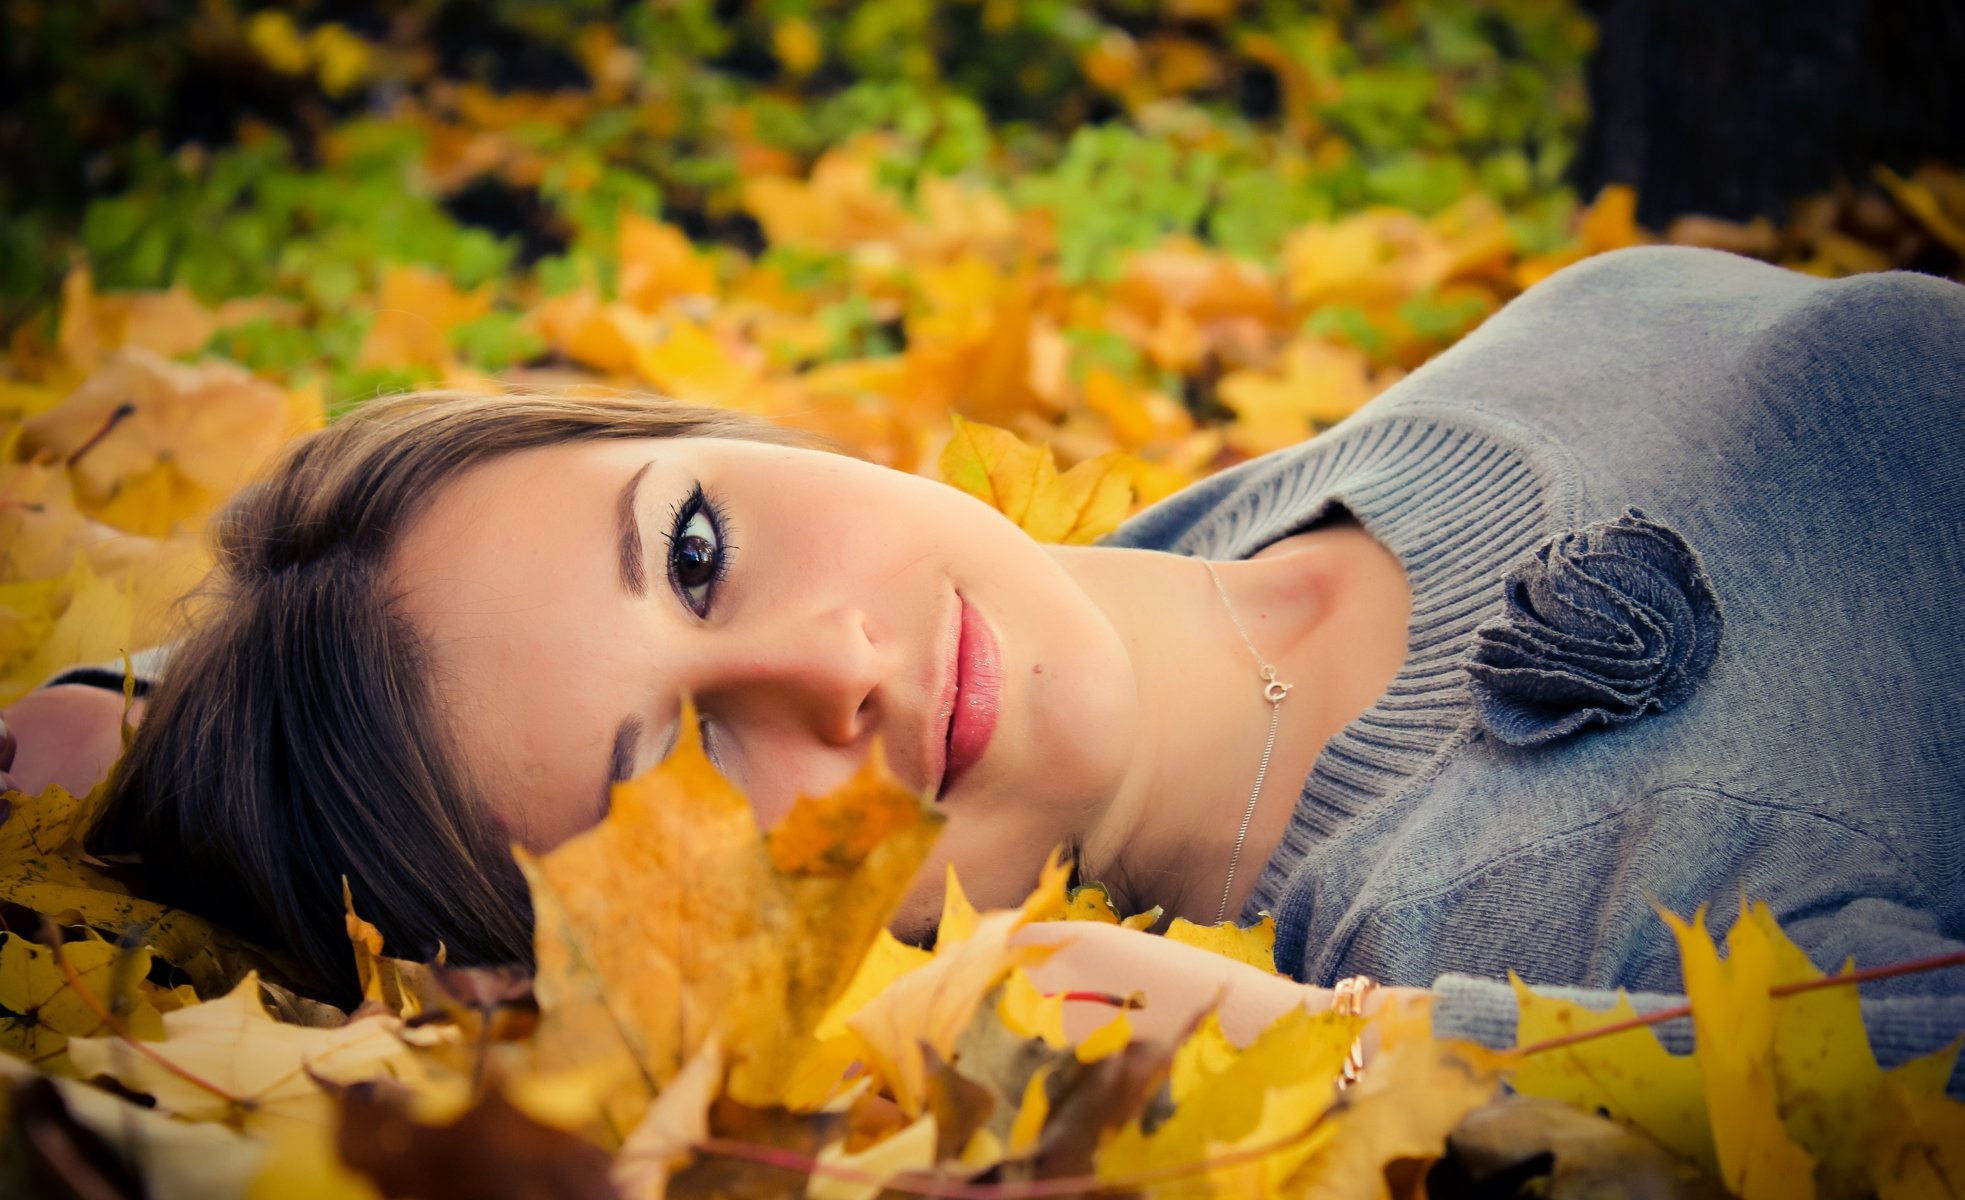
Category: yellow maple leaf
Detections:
[
  {"x1": 1506, "y1": 970, "x2": 1716, "y2": 1175},
  {"x1": 1163, "y1": 914, "x2": 1279, "y2": 973},
  {"x1": 618, "y1": 214, "x2": 718, "y2": 312},
  {"x1": 1064, "y1": 882, "x2": 1122, "y2": 924},
  {"x1": 1082, "y1": 365, "x2": 1195, "y2": 450},
  {"x1": 0, "y1": 424, "x2": 215, "y2": 644},
  {"x1": 628, "y1": 319, "x2": 777, "y2": 410},
  {"x1": 908, "y1": 176, "x2": 1023, "y2": 264},
  {"x1": 84, "y1": 459, "x2": 222, "y2": 539},
  {"x1": 742, "y1": 139, "x2": 910, "y2": 254},
  {"x1": 1875, "y1": 165, "x2": 1965, "y2": 257},
  {"x1": 0, "y1": 445, "x2": 88, "y2": 582},
  {"x1": 1515, "y1": 184, "x2": 1652, "y2": 289},
  {"x1": 811, "y1": 1111, "x2": 938, "y2": 1200},
  {"x1": 1218, "y1": 337, "x2": 1376, "y2": 457},
  {"x1": 1100, "y1": 1004, "x2": 1360, "y2": 1192},
  {"x1": 612, "y1": 1039, "x2": 725, "y2": 1200},
  {"x1": 1282, "y1": 208, "x2": 1452, "y2": 310},
  {"x1": 67, "y1": 972, "x2": 423, "y2": 1136},
  {"x1": 1280, "y1": 997, "x2": 1501, "y2": 1198},
  {"x1": 1074, "y1": 1010, "x2": 1133, "y2": 1064},
  {"x1": 52, "y1": 270, "x2": 220, "y2": 367},
  {"x1": 0, "y1": 777, "x2": 107, "y2": 866},
  {"x1": 780, "y1": 928, "x2": 938, "y2": 1111},
  {"x1": 0, "y1": 848, "x2": 294, "y2": 1000},
  {"x1": 1062, "y1": 881, "x2": 1160, "y2": 930},
  {"x1": 1741, "y1": 902, "x2": 1956, "y2": 1198},
  {"x1": 0, "y1": 1054, "x2": 272, "y2": 1198},
  {"x1": 244, "y1": 10, "x2": 312, "y2": 75},
  {"x1": 20, "y1": 349, "x2": 302, "y2": 523},
  {"x1": 1169, "y1": 1011, "x2": 1240, "y2": 1102},
  {"x1": 521, "y1": 704, "x2": 942, "y2": 1119},
  {"x1": 1006, "y1": 1064, "x2": 1053, "y2": 1156},
  {"x1": 342, "y1": 883, "x2": 422, "y2": 1019},
  {"x1": 525, "y1": 291, "x2": 639, "y2": 376},
  {"x1": 845, "y1": 856, "x2": 1070, "y2": 1116},
  {"x1": 771, "y1": 16, "x2": 823, "y2": 77},
  {"x1": 246, "y1": 1121, "x2": 384, "y2": 1200},
  {"x1": 1869, "y1": 1073, "x2": 1965, "y2": 1200},
  {"x1": 357, "y1": 265, "x2": 493, "y2": 370},
  {"x1": 813, "y1": 930, "x2": 934, "y2": 1046},
  {"x1": 936, "y1": 415, "x2": 1136, "y2": 545},
  {"x1": 1661, "y1": 903, "x2": 1817, "y2": 1200},
  {"x1": 902, "y1": 257, "x2": 1043, "y2": 426},
  {"x1": 0, "y1": 556, "x2": 133, "y2": 707},
  {"x1": 994, "y1": 967, "x2": 1068, "y2": 1048},
  {"x1": 0, "y1": 930, "x2": 166, "y2": 1072}
]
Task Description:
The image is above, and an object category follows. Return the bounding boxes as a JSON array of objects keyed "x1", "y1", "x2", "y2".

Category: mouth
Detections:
[{"x1": 933, "y1": 594, "x2": 1002, "y2": 801}]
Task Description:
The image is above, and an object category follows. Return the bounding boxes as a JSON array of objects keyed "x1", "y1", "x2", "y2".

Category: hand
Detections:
[
  {"x1": 0, "y1": 685, "x2": 142, "y2": 797},
  {"x1": 1012, "y1": 920, "x2": 1330, "y2": 1046}
]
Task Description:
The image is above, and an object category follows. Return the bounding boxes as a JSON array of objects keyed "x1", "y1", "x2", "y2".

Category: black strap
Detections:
[{"x1": 43, "y1": 668, "x2": 151, "y2": 699}]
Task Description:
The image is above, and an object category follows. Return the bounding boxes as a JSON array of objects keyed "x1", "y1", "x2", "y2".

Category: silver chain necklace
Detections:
[{"x1": 1200, "y1": 558, "x2": 1294, "y2": 924}]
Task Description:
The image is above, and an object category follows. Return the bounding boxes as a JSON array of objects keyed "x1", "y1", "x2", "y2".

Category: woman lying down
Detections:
[{"x1": 4, "y1": 245, "x2": 1961, "y2": 1094}]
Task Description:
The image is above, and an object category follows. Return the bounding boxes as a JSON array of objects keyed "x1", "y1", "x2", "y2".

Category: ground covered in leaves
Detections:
[{"x1": 3, "y1": 1, "x2": 1965, "y2": 1196}]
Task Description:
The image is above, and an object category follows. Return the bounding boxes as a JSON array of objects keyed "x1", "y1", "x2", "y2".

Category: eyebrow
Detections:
[
  {"x1": 603, "y1": 714, "x2": 644, "y2": 820},
  {"x1": 616, "y1": 460, "x2": 654, "y2": 596},
  {"x1": 602, "y1": 459, "x2": 658, "y2": 820}
]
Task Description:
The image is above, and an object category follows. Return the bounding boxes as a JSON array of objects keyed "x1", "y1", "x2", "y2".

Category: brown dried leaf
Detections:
[{"x1": 334, "y1": 1081, "x2": 614, "y2": 1200}]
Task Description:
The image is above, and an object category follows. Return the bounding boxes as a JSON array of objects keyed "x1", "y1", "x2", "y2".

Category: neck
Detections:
[{"x1": 1046, "y1": 522, "x2": 1409, "y2": 924}]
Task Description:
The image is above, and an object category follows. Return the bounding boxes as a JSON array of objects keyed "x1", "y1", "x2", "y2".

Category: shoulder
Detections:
[
  {"x1": 1515, "y1": 247, "x2": 1965, "y2": 393},
  {"x1": 1426, "y1": 246, "x2": 1962, "y2": 389}
]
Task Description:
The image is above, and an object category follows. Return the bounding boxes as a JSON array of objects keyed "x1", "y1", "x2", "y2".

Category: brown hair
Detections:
[{"x1": 94, "y1": 390, "x2": 810, "y2": 1005}]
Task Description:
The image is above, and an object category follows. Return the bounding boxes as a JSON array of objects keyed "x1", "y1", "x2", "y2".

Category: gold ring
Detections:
[{"x1": 1329, "y1": 975, "x2": 1377, "y2": 1089}]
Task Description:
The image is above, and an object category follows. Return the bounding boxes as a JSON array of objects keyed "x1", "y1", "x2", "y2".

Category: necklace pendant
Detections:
[{"x1": 1259, "y1": 664, "x2": 1292, "y2": 704}]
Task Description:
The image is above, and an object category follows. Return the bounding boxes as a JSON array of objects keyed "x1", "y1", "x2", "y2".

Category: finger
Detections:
[{"x1": 1008, "y1": 919, "x2": 1085, "y2": 949}]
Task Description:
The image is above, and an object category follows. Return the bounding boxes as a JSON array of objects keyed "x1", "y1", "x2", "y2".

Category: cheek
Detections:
[{"x1": 988, "y1": 573, "x2": 1138, "y2": 815}]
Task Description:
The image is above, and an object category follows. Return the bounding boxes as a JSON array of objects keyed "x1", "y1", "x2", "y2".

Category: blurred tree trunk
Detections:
[{"x1": 1572, "y1": 0, "x2": 1965, "y2": 225}]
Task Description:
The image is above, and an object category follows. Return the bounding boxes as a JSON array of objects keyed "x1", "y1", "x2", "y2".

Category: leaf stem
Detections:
[
  {"x1": 1046, "y1": 990, "x2": 1143, "y2": 1009},
  {"x1": 1510, "y1": 948, "x2": 1965, "y2": 1060},
  {"x1": 47, "y1": 932, "x2": 240, "y2": 1103},
  {"x1": 63, "y1": 402, "x2": 136, "y2": 470}
]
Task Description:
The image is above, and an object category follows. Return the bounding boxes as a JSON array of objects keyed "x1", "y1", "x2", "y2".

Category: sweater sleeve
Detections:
[
  {"x1": 1431, "y1": 969, "x2": 1965, "y2": 1099},
  {"x1": 41, "y1": 645, "x2": 175, "y2": 696}
]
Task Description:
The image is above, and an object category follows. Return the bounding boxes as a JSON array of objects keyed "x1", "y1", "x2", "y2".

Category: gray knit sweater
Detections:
[{"x1": 1104, "y1": 246, "x2": 1965, "y2": 1093}]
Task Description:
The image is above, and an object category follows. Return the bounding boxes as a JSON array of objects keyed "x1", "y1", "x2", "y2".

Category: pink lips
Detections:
[{"x1": 938, "y1": 596, "x2": 1001, "y2": 800}]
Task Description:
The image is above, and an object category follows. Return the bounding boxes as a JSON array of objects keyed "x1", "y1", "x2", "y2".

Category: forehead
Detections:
[{"x1": 389, "y1": 437, "x2": 659, "y2": 837}]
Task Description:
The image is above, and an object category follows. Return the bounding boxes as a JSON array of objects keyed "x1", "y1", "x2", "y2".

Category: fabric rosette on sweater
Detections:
[{"x1": 1465, "y1": 508, "x2": 1723, "y2": 747}]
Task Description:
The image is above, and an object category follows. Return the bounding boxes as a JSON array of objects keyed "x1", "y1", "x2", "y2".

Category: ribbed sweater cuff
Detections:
[{"x1": 1430, "y1": 973, "x2": 1695, "y2": 1053}]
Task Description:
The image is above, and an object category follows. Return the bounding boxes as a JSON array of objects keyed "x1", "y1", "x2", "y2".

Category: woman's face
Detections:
[{"x1": 392, "y1": 435, "x2": 1140, "y2": 936}]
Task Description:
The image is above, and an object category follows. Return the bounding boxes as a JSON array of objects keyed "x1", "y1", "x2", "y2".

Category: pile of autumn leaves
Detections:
[
  {"x1": 0, "y1": 671, "x2": 1961, "y2": 1198},
  {"x1": 4, "y1": 157, "x2": 1965, "y2": 1197}
]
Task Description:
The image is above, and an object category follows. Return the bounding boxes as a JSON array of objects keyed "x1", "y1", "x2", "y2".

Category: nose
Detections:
[{"x1": 701, "y1": 604, "x2": 881, "y2": 748}]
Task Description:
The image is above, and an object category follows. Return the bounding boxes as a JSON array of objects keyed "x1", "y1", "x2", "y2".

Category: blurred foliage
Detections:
[
  {"x1": 2, "y1": 0, "x2": 1962, "y2": 565},
  {"x1": 2, "y1": 0, "x2": 1595, "y2": 336}
]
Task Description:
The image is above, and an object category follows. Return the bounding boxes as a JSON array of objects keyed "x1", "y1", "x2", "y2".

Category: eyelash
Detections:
[
  {"x1": 661, "y1": 483, "x2": 735, "y2": 618},
  {"x1": 661, "y1": 483, "x2": 733, "y2": 771}
]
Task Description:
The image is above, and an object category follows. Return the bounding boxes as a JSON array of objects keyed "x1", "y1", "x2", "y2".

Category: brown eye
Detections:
[
  {"x1": 675, "y1": 532, "x2": 716, "y2": 587},
  {"x1": 667, "y1": 503, "x2": 725, "y2": 616}
]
